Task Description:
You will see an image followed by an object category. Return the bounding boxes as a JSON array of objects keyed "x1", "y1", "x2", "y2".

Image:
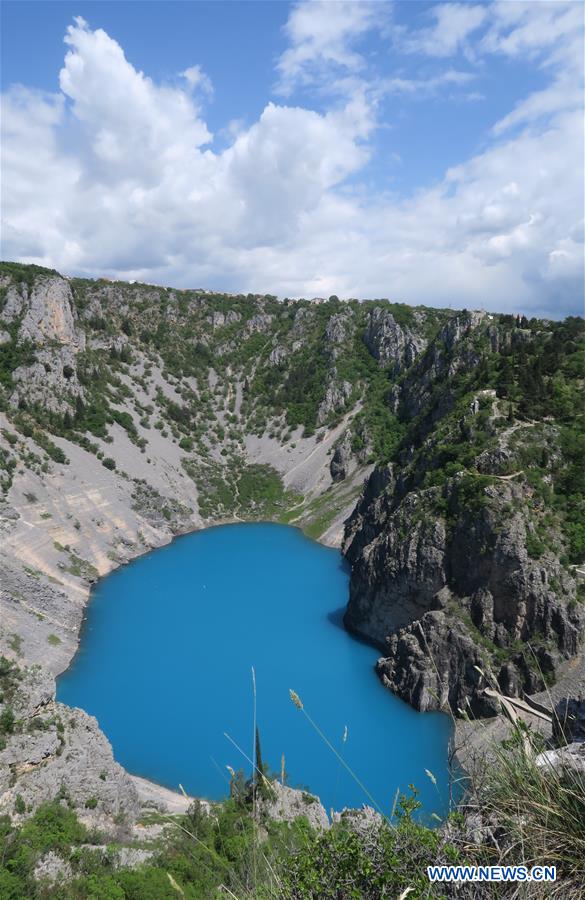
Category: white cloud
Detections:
[
  {"x1": 0, "y1": 12, "x2": 583, "y2": 319},
  {"x1": 486, "y1": 2, "x2": 584, "y2": 136},
  {"x1": 482, "y1": 1, "x2": 583, "y2": 65},
  {"x1": 275, "y1": 0, "x2": 387, "y2": 94},
  {"x1": 181, "y1": 64, "x2": 213, "y2": 97},
  {"x1": 383, "y1": 68, "x2": 475, "y2": 98},
  {"x1": 404, "y1": 3, "x2": 487, "y2": 58},
  {"x1": 59, "y1": 17, "x2": 212, "y2": 177}
]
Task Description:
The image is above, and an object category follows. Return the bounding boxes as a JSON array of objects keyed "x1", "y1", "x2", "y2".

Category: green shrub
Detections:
[{"x1": 526, "y1": 532, "x2": 546, "y2": 559}]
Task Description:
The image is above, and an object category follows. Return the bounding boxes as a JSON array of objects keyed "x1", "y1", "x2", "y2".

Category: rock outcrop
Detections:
[
  {"x1": 535, "y1": 742, "x2": 585, "y2": 776},
  {"x1": 317, "y1": 371, "x2": 353, "y2": 425},
  {"x1": 256, "y1": 781, "x2": 329, "y2": 831},
  {"x1": 363, "y1": 307, "x2": 426, "y2": 374},
  {"x1": 0, "y1": 666, "x2": 140, "y2": 822},
  {"x1": 330, "y1": 430, "x2": 354, "y2": 482},
  {"x1": 342, "y1": 308, "x2": 584, "y2": 715},
  {"x1": 2, "y1": 276, "x2": 86, "y2": 413},
  {"x1": 325, "y1": 312, "x2": 353, "y2": 359},
  {"x1": 1, "y1": 277, "x2": 84, "y2": 350},
  {"x1": 390, "y1": 309, "x2": 488, "y2": 422},
  {"x1": 344, "y1": 470, "x2": 583, "y2": 715}
]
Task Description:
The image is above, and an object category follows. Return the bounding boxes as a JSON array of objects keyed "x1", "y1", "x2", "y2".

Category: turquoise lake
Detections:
[{"x1": 57, "y1": 523, "x2": 454, "y2": 818}]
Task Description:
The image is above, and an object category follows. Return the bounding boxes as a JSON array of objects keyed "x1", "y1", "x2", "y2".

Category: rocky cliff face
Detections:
[
  {"x1": 344, "y1": 310, "x2": 585, "y2": 715},
  {"x1": 345, "y1": 476, "x2": 582, "y2": 715},
  {"x1": 390, "y1": 310, "x2": 488, "y2": 424},
  {"x1": 363, "y1": 307, "x2": 426, "y2": 375},
  {"x1": 0, "y1": 662, "x2": 140, "y2": 823},
  {"x1": 1, "y1": 274, "x2": 86, "y2": 413}
]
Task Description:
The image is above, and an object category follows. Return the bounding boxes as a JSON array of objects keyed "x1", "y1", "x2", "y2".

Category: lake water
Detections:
[{"x1": 57, "y1": 523, "x2": 454, "y2": 819}]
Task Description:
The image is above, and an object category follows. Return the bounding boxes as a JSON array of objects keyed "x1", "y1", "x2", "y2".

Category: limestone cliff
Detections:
[
  {"x1": 344, "y1": 311, "x2": 584, "y2": 715},
  {"x1": 0, "y1": 660, "x2": 140, "y2": 823}
]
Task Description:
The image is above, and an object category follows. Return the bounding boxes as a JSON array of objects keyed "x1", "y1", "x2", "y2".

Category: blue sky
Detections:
[{"x1": 1, "y1": 1, "x2": 583, "y2": 316}]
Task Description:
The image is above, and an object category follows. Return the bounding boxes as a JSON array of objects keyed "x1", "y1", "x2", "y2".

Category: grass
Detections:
[
  {"x1": 448, "y1": 711, "x2": 585, "y2": 899},
  {"x1": 289, "y1": 689, "x2": 386, "y2": 820},
  {"x1": 291, "y1": 481, "x2": 363, "y2": 540},
  {"x1": 7, "y1": 633, "x2": 23, "y2": 656},
  {"x1": 474, "y1": 734, "x2": 584, "y2": 893},
  {"x1": 64, "y1": 551, "x2": 99, "y2": 581},
  {"x1": 190, "y1": 457, "x2": 302, "y2": 522}
]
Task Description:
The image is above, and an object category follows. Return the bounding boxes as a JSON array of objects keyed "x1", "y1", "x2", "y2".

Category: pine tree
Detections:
[
  {"x1": 254, "y1": 726, "x2": 272, "y2": 799},
  {"x1": 255, "y1": 726, "x2": 265, "y2": 786},
  {"x1": 75, "y1": 395, "x2": 85, "y2": 422},
  {"x1": 498, "y1": 357, "x2": 514, "y2": 399}
]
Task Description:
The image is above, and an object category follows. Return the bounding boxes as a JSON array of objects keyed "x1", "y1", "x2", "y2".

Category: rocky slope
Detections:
[
  {"x1": 0, "y1": 659, "x2": 139, "y2": 825},
  {"x1": 344, "y1": 309, "x2": 585, "y2": 715},
  {"x1": 0, "y1": 261, "x2": 583, "y2": 828}
]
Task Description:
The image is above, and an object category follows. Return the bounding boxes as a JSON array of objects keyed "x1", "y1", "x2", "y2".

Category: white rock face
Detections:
[
  {"x1": 0, "y1": 668, "x2": 140, "y2": 818},
  {"x1": 331, "y1": 805, "x2": 385, "y2": 835},
  {"x1": 269, "y1": 346, "x2": 287, "y2": 365},
  {"x1": 3, "y1": 276, "x2": 86, "y2": 412},
  {"x1": 317, "y1": 376, "x2": 353, "y2": 425},
  {"x1": 245, "y1": 313, "x2": 273, "y2": 335},
  {"x1": 34, "y1": 851, "x2": 74, "y2": 883},
  {"x1": 535, "y1": 742, "x2": 585, "y2": 775},
  {"x1": 11, "y1": 277, "x2": 85, "y2": 351},
  {"x1": 363, "y1": 307, "x2": 426, "y2": 374},
  {"x1": 258, "y1": 781, "x2": 330, "y2": 830},
  {"x1": 10, "y1": 346, "x2": 85, "y2": 413}
]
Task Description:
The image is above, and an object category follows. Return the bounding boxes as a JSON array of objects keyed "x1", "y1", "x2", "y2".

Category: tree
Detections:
[
  {"x1": 254, "y1": 726, "x2": 265, "y2": 787},
  {"x1": 497, "y1": 357, "x2": 515, "y2": 399},
  {"x1": 254, "y1": 726, "x2": 273, "y2": 799},
  {"x1": 75, "y1": 395, "x2": 85, "y2": 422}
]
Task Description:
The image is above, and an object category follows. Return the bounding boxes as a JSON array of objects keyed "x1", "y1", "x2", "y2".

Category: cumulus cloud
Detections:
[{"x1": 0, "y1": 8, "x2": 583, "y2": 318}]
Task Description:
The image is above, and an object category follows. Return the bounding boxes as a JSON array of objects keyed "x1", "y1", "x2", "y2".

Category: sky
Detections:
[{"x1": 1, "y1": 1, "x2": 584, "y2": 317}]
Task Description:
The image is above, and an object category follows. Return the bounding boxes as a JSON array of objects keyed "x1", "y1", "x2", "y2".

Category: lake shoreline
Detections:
[
  {"x1": 56, "y1": 522, "x2": 455, "y2": 817},
  {"x1": 51, "y1": 511, "x2": 512, "y2": 818}
]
